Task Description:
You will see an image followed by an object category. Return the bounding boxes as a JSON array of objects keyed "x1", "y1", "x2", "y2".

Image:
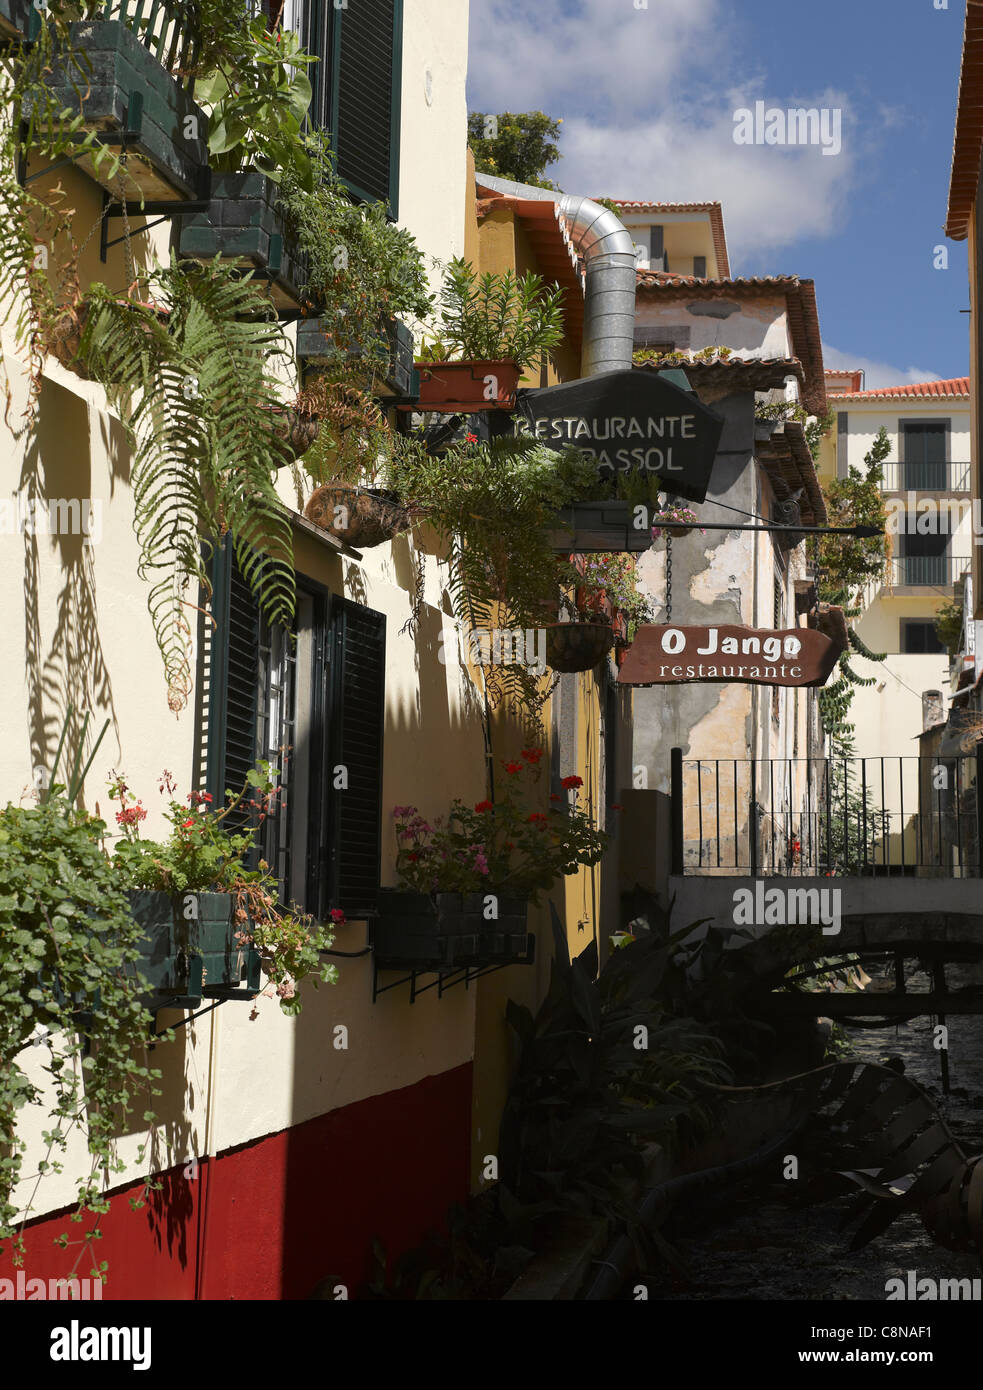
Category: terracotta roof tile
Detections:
[{"x1": 833, "y1": 377, "x2": 970, "y2": 400}]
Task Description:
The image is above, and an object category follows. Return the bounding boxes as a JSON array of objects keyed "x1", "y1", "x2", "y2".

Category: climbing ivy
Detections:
[{"x1": 817, "y1": 427, "x2": 891, "y2": 752}]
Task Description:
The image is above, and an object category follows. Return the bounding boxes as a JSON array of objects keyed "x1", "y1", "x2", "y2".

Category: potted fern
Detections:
[
  {"x1": 75, "y1": 260, "x2": 301, "y2": 711},
  {"x1": 416, "y1": 258, "x2": 565, "y2": 411}
]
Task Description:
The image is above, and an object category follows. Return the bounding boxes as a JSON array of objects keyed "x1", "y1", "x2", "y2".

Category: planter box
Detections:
[
  {"x1": 416, "y1": 359, "x2": 521, "y2": 412},
  {"x1": 550, "y1": 501, "x2": 655, "y2": 554},
  {"x1": 178, "y1": 172, "x2": 308, "y2": 312},
  {"x1": 373, "y1": 889, "x2": 533, "y2": 971},
  {"x1": 0, "y1": 0, "x2": 39, "y2": 39},
  {"x1": 297, "y1": 315, "x2": 418, "y2": 399},
  {"x1": 128, "y1": 890, "x2": 261, "y2": 1010},
  {"x1": 30, "y1": 20, "x2": 210, "y2": 202}
]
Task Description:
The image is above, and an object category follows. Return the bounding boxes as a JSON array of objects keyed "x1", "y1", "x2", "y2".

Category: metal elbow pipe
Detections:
[{"x1": 472, "y1": 174, "x2": 637, "y2": 378}]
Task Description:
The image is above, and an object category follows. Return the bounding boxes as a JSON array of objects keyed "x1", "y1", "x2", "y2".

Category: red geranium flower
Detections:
[
  {"x1": 521, "y1": 748, "x2": 544, "y2": 764},
  {"x1": 474, "y1": 800, "x2": 494, "y2": 813},
  {"x1": 527, "y1": 813, "x2": 547, "y2": 825},
  {"x1": 561, "y1": 775, "x2": 583, "y2": 790},
  {"x1": 504, "y1": 761, "x2": 523, "y2": 775},
  {"x1": 465, "y1": 432, "x2": 478, "y2": 443},
  {"x1": 330, "y1": 909, "x2": 346, "y2": 923}
]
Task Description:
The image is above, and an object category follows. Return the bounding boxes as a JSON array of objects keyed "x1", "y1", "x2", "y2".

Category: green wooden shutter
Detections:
[
  {"x1": 330, "y1": 0, "x2": 402, "y2": 214},
  {"x1": 326, "y1": 595, "x2": 386, "y2": 915},
  {"x1": 205, "y1": 539, "x2": 261, "y2": 835}
]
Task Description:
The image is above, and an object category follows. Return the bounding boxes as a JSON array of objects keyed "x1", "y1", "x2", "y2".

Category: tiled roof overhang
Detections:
[
  {"x1": 832, "y1": 377, "x2": 970, "y2": 400},
  {"x1": 946, "y1": 0, "x2": 983, "y2": 240},
  {"x1": 756, "y1": 420, "x2": 828, "y2": 528},
  {"x1": 475, "y1": 187, "x2": 586, "y2": 352},
  {"x1": 634, "y1": 274, "x2": 826, "y2": 416},
  {"x1": 634, "y1": 354, "x2": 806, "y2": 400}
]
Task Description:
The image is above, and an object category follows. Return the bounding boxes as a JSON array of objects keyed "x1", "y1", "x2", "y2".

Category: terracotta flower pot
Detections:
[
  {"x1": 546, "y1": 622, "x2": 615, "y2": 673},
  {"x1": 305, "y1": 484, "x2": 411, "y2": 549},
  {"x1": 415, "y1": 359, "x2": 521, "y2": 411}
]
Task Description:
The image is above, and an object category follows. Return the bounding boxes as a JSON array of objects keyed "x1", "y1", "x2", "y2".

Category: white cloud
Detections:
[
  {"x1": 467, "y1": 0, "x2": 726, "y2": 121},
  {"x1": 467, "y1": 1, "x2": 859, "y2": 266},
  {"x1": 822, "y1": 344, "x2": 941, "y2": 390}
]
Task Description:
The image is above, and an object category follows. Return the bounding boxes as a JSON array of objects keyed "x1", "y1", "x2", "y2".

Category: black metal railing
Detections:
[
  {"x1": 100, "y1": 1, "x2": 200, "y2": 83},
  {"x1": 883, "y1": 555, "x2": 972, "y2": 588},
  {"x1": 879, "y1": 461, "x2": 972, "y2": 493},
  {"x1": 670, "y1": 748, "x2": 983, "y2": 878}
]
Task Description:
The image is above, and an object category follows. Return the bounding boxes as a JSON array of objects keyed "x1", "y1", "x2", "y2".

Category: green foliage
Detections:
[
  {"x1": 755, "y1": 398, "x2": 834, "y2": 462},
  {"x1": 278, "y1": 134, "x2": 433, "y2": 342},
  {"x1": 0, "y1": 788, "x2": 160, "y2": 1268},
  {"x1": 193, "y1": 18, "x2": 317, "y2": 188},
  {"x1": 424, "y1": 257, "x2": 565, "y2": 370},
  {"x1": 384, "y1": 433, "x2": 594, "y2": 720},
  {"x1": 819, "y1": 760, "x2": 890, "y2": 875},
  {"x1": 78, "y1": 259, "x2": 297, "y2": 711},
  {"x1": 467, "y1": 110, "x2": 563, "y2": 190},
  {"x1": 935, "y1": 592, "x2": 964, "y2": 656},
  {"x1": 498, "y1": 911, "x2": 733, "y2": 1216},
  {"x1": 561, "y1": 553, "x2": 654, "y2": 641},
  {"x1": 818, "y1": 427, "x2": 890, "y2": 746},
  {"x1": 392, "y1": 752, "x2": 607, "y2": 901},
  {"x1": 108, "y1": 764, "x2": 339, "y2": 1013}
]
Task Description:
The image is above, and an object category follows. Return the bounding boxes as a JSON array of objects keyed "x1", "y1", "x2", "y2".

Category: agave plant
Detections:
[{"x1": 78, "y1": 258, "x2": 297, "y2": 710}]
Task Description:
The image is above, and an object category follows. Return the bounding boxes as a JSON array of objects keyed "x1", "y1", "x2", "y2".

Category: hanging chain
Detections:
[{"x1": 665, "y1": 532, "x2": 672, "y2": 623}]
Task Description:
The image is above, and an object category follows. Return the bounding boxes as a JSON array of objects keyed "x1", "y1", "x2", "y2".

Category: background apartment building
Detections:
[{"x1": 816, "y1": 376, "x2": 971, "y2": 759}]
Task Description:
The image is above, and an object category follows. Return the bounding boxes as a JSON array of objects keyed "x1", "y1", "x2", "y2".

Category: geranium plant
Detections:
[
  {"x1": 392, "y1": 749, "x2": 608, "y2": 901},
  {"x1": 651, "y1": 505, "x2": 704, "y2": 539},
  {"x1": 109, "y1": 763, "x2": 338, "y2": 1014},
  {"x1": 563, "y1": 553, "x2": 654, "y2": 642}
]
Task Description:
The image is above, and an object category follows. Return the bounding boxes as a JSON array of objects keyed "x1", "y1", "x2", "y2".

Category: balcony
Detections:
[
  {"x1": 879, "y1": 461, "x2": 972, "y2": 493},
  {"x1": 883, "y1": 555, "x2": 972, "y2": 589}
]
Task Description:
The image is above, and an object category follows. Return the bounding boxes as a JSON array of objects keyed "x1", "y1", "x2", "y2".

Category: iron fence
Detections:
[
  {"x1": 670, "y1": 748, "x2": 983, "y2": 877},
  {"x1": 883, "y1": 555, "x2": 972, "y2": 588}
]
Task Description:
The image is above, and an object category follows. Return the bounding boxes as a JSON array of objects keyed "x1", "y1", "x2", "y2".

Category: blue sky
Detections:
[{"x1": 467, "y1": 0, "x2": 969, "y2": 388}]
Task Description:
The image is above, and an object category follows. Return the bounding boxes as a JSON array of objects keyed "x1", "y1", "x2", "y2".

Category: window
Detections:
[
  {"x1": 291, "y1": 0, "x2": 404, "y2": 214},
  {"x1": 649, "y1": 225, "x2": 666, "y2": 272},
  {"x1": 899, "y1": 530, "x2": 949, "y2": 585},
  {"x1": 900, "y1": 421, "x2": 948, "y2": 491},
  {"x1": 204, "y1": 541, "x2": 386, "y2": 918},
  {"x1": 693, "y1": 255, "x2": 706, "y2": 279},
  {"x1": 901, "y1": 620, "x2": 945, "y2": 655}
]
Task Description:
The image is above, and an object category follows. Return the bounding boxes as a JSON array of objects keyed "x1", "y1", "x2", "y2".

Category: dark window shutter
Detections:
[
  {"x1": 327, "y1": 596, "x2": 386, "y2": 915},
  {"x1": 693, "y1": 255, "x2": 706, "y2": 278},
  {"x1": 205, "y1": 540, "x2": 261, "y2": 836},
  {"x1": 332, "y1": 0, "x2": 402, "y2": 213}
]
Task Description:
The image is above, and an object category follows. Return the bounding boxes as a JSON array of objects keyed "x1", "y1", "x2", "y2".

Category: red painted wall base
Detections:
[{"x1": 3, "y1": 1063, "x2": 472, "y2": 1300}]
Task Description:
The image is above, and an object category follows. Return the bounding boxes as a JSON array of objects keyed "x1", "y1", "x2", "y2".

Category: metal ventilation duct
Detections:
[{"x1": 473, "y1": 174, "x2": 637, "y2": 378}]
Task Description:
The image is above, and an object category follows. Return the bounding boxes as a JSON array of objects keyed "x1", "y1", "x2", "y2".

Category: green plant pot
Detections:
[
  {"x1": 373, "y1": 889, "x2": 532, "y2": 971},
  {"x1": 178, "y1": 171, "x2": 309, "y2": 312},
  {"x1": 550, "y1": 501, "x2": 656, "y2": 554},
  {"x1": 297, "y1": 315, "x2": 419, "y2": 400},
  {"x1": 127, "y1": 890, "x2": 260, "y2": 1010},
  {"x1": 28, "y1": 20, "x2": 210, "y2": 202}
]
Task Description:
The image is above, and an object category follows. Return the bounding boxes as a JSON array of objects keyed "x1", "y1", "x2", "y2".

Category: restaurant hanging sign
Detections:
[
  {"x1": 514, "y1": 370, "x2": 725, "y2": 504},
  {"x1": 617, "y1": 623, "x2": 844, "y2": 688}
]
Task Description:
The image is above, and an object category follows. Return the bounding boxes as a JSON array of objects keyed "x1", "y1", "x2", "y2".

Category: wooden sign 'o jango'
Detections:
[{"x1": 617, "y1": 621, "x2": 846, "y2": 689}]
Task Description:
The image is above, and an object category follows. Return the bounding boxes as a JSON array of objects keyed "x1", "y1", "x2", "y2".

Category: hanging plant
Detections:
[
  {"x1": 650, "y1": 505, "x2": 703, "y2": 539},
  {"x1": 77, "y1": 258, "x2": 298, "y2": 711}
]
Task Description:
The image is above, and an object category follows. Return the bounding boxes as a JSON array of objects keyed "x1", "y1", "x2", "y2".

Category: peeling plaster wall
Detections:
[{"x1": 634, "y1": 294, "x2": 790, "y2": 360}]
